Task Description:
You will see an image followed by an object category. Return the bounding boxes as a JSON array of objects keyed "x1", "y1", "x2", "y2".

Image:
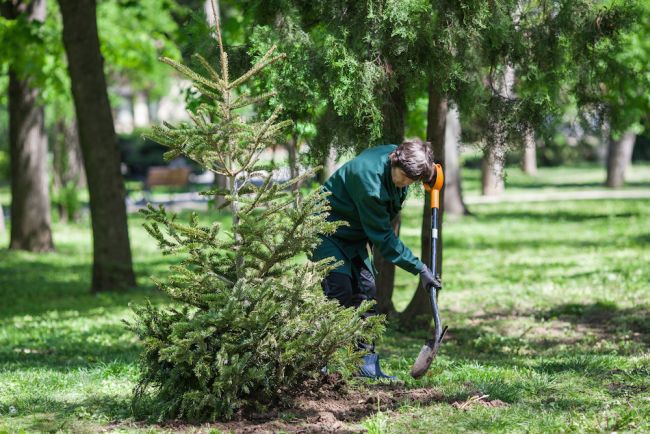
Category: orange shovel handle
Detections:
[{"x1": 423, "y1": 164, "x2": 444, "y2": 209}]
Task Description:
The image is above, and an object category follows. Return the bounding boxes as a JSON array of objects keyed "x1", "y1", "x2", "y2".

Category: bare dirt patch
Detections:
[
  {"x1": 215, "y1": 376, "x2": 446, "y2": 433},
  {"x1": 114, "y1": 374, "x2": 446, "y2": 433}
]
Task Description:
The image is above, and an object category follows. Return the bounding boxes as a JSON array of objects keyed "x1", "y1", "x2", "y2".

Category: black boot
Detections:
[{"x1": 358, "y1": 353, "x2": 397, "y2": 380}]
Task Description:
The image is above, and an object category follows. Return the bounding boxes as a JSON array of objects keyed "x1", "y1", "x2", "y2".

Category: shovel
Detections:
[{"x1": 410, "y1": 163, "x2": 448, "y2": 379}]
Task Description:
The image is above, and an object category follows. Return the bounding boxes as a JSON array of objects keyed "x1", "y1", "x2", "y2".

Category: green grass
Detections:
[
  {"x1": 382, "y1": 197, "x2": 650, "y2": 432},
  {"x1": 1, "y1": 165, "x2": 649, "y2": 432}
]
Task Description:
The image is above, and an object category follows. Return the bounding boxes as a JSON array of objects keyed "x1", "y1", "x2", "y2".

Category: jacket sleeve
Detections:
[{"x1": 352, "y1": 190, "x2": 425, "y2": 275}]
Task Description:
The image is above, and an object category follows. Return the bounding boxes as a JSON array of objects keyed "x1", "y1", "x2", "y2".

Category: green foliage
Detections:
[
  {"x1": 1, "y1": 0, "x2": 182, "y2": 124},
  {"x1": 128, "y1": 16, "x2": 382, "y2": 421},
  {"x1": 0, "y1": 0, "x2": 69, "y2": 107},
  {"x1": 0, "y1": 149, "x2": 8, "y2": 182},
  {"x1": 97, "y1": 0, "x2": 182, "y2": 100},
  {"x1": 587, "y1": 0, "x2": 650, "y2": 136},
  {"x1": 51, "y1": 180, "x2": 81, "y2": 222}
]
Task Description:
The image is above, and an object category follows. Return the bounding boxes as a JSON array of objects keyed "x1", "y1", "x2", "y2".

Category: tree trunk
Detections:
[
  {"x1": 481, "y1": 65, "x2": 514, "y2": 196},
  {"x1": 0, "y1": 204, "x2": 5, "y2": 241},
  {"x1": 400, "y1": 81, "x2": 446, "y2": 326},
  {"x1": 596, "y1": 114, "x2": 610, "y2": 165},
  {"x1": 316, "y1": 146, "x2": 337, "y2": 184},
  {"x1": 373, "y1": 77, "x2": 406, "y2": 316},
  {"x1": 287, "y1": 133, "x2": 299, "y2": 191},
  {"x1": 58, "y1": 0, "x2": 136, "y2": 291},
  {"x1": 2, "y1": 0, "x2": 54, "y2": 252},
  {"x1": 443, "y1": 106, "x2": 469, "y2": 216},
  {"x1": 213, "y1": 173, "x2": 229, "y2": 209},
  {"x1": 606, "y1": 131, "x2": 636, "y2": 188},
  {"x1": 132, "y1": 91, "x2": 150, "y2": 128},
  {"x1": 481, "y1": 145, "x2": 505, "y2": 195},
  {"x1": 521, "y1": 127, "x2": 537, "y2": 176},
  {"x1": 52, "y1": 118, "x2": 85, "y2": 222}
]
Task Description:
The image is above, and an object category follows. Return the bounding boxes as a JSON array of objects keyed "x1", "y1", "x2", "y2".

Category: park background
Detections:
[{"x1": 1, "y1": 0, "x2": 649, "y2": 432}]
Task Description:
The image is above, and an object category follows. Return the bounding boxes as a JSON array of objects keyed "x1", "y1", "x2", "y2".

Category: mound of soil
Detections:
[
  {"x1": 127, "y1": 374, "x2": 447, "y2": 433},
  {"x1": 217, "y1": 374, "x2": 446, "y2": 433}
]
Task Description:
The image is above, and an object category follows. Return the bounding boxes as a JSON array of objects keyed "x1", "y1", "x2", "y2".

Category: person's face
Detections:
[{"x1": 391, "y1": 166, "x2": 417, "y2": 188}]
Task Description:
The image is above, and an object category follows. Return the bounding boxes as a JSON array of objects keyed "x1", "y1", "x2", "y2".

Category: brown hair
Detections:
[{"x1": 389, "y1": 139, "x2": 434, "y2": 182}]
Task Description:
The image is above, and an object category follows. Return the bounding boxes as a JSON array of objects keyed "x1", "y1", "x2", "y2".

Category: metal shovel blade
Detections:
[
  {"x1": 410, "y1": 325, "x2": 447, "y2": 379},
  {"x1": 410, "y1": 339, "x2": 438, "y2": 379}
]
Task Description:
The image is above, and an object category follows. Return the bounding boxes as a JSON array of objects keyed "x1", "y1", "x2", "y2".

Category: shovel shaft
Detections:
[
  {"x1": 430, "y1": 204, "x2": 443, "y2": 342},
  {"x1": 428, "y1": 164, "x2": 444, "y2": 343},
  {"x1": 411, "y1": 164, "x2": 446, "y2": 379},
  {"x1": 431, "y1": 206, "x2": 439, "y2": 276}
]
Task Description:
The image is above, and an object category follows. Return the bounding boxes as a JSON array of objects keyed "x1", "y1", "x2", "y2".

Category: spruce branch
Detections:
[
  {"x1": 159, "y1": 56, "x2": 220, "y2": 91},
  {"x1": 193, "y1": 53, "x2": 224, "y2": 88},
  {"x1": 228, "y1": 45, "x2": 286, "y2": 89},
  {"x1": 231, "y1": 90, "x2": 278, "y2": 110},
  {"x1": 239, "y1": 106, "x2": 291, "y2": 174}
]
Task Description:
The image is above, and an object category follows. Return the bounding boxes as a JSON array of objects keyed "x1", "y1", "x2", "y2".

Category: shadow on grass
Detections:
[
  {"x1": 0, "y1": 249, "x2": 173, "y2": 320},
  {"x1": 635, "y1": 232, "x2": 650, "y2": 245},
  {"x1": 393, "y1": 301, "x2": 650, "y2": 379},
  {"x1": 536, "y1": 301, "x2": 650, "y2": 345},
  {"x1": 449, "y1": 301, "x2": 650, "y2": 347},
  {"x1": 0, "y1": 323, "x2": 140, "y2": 371}
]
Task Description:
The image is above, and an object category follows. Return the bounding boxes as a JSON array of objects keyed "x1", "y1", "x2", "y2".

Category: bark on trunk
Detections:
[
  {"x1": 373, "y1": 217, "x2": 400, "y2": 315},
  {"x1": 0, "y1": 204, "x2": 5, "y2": 241},
  {"x1": 481, "y1": 65, "x2": 514, "y2": 196},
  {"x1": 521, "y1": 127, "x2": 537, "y2": 176},
  {"x1": 58, "y1": 0, "x2": 136, "y2": 291},
  {"x1": 606, "y1": 131, "x2": 636, "y2": 188},
  {"x1": 316, "y1": 146, "x2": 337, "y2": 184},
  {"x1": 373, "y1": 77, "x2": 406, "y2": 316},
  {"x1": 287, "y1": 133, "x2": 299, "y2": 191},
  {"x1": 3, "y1": 0, "x2": 54, "y2": 252},
  {"x1": 481, "y1": 145, "x2": 505, "y2": 195},
  {"x1": 400, "y1": 82, "x2": 447, "y2": 327},
  {"x1": 213, "y1": 173, "x2": 229, "y2": 209},
  {"x1": 8, "y1": 72, "x2": 54, "y2": 252},
  {"x1": 443, "y1": 106, "x2": 469, "y2": 216},
  {"x1": 596, "y1": 115, "x2": 610, "y2": 165},
  {"x1": 52, "y1": 119, "x2": 85, "y2": 222}
]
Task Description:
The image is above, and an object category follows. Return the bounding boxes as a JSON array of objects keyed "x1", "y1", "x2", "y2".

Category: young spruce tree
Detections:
[{"x1": 128, "y1": 6, "x2": 382, "y2": 422}]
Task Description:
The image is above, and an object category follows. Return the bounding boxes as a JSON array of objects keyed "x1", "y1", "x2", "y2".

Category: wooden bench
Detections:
[{"x1": 145, "y1": 166, "x2": 191, "y2": 190}]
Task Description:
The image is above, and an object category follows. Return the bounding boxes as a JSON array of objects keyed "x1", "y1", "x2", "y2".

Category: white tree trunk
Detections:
[
  {"x1": 596, "y1": 115, "x2": 610, "y2": 165},
  {"x1": 521, "y1": 127, "x2": 537, "y2": 176},
  {"x1": 481, "y1": 144, "x2": 505, "y2": 195},
  {"x1": 133, "y1": 91, "x2": 150, "y2": 128},
  {"x1": 443, "y1": 106, "x2": 468, "y2": 215},
  {"x1": 481, "y1": 65, "x2": 513, "y2": 196}
]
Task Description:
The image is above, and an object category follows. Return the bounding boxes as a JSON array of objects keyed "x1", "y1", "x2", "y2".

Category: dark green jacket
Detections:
[{"x1": 312, "y1": 145, "x2": 425, "y2": 277}]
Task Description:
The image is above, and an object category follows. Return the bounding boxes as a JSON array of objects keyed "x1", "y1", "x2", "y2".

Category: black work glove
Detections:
[{"x1": 420, "y1": 265, "x2": 442, "y2": 290}]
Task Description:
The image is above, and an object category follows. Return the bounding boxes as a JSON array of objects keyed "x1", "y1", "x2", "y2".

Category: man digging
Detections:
[{"x1": 312, "y1": 140, "x2": 442, "y2": 380}]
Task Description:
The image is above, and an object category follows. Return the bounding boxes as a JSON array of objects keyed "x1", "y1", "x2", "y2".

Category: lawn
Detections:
[{"x1": 0, "y1": 165, "x2": 649, "y2": 432}]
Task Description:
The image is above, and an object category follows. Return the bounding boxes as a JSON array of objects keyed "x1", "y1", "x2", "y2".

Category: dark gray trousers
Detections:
[{"x1": 321, "y1": 256, "x2": 377, "y2": 352}]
